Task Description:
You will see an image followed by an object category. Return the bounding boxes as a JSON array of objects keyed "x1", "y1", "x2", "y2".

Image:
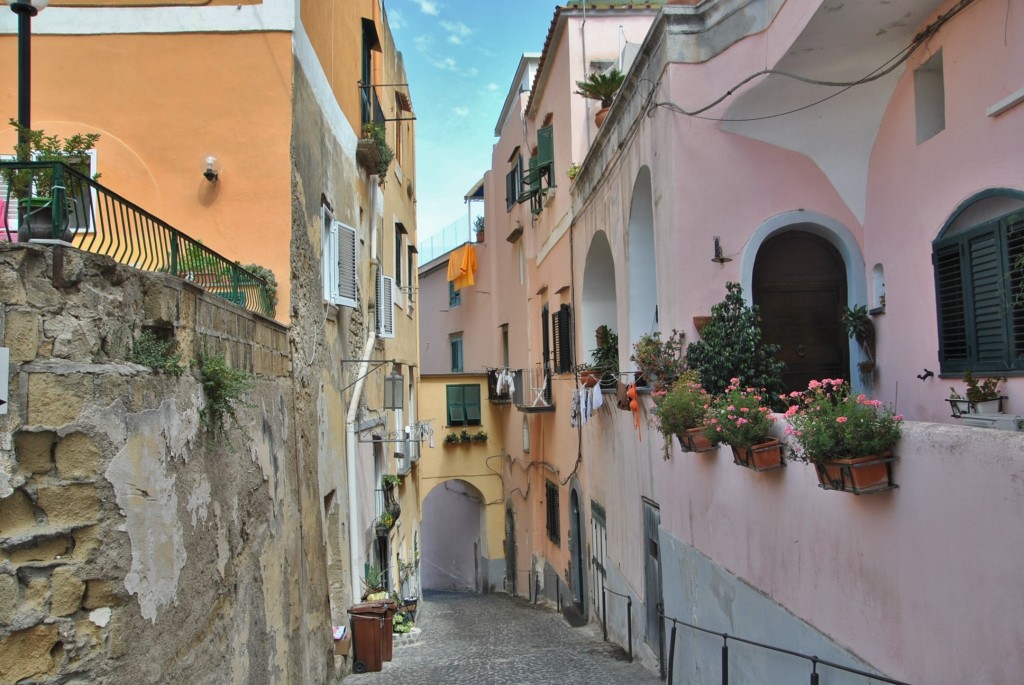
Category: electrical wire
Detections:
[{"x1": 648, "y1": 0, "x2": 978, "y2": 123}]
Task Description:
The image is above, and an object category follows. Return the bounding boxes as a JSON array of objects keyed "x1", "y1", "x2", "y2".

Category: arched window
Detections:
[{"x1": 932, "y1": 191, "x2": 1024, "y2": 373}]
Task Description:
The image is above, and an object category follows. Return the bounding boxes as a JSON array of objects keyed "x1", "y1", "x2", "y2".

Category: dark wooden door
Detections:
[
  {"x1": 753, "y1": 231, "x2": 848, "y2": 393},
  {"x1": 642, "y1": 500, "x2": 663, "y2": 652}
]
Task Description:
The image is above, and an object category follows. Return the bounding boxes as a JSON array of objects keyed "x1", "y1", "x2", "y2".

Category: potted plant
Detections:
[
  {"x1": 651, "y1": 370, "x2": 715, "y2": 457},
  {"x1": 686, "y1": 282, "x2": 786, "y2": 399},
  {"x1": 459, "y1": 429, "x2": 472, "y2": 443},
  {"x1": 581, "y1": 325, "x2": 619, "y2": 389},
  {"x1": 382, "y1": 474, "x2": 402, "y2": 488},
  {"x1": 472, "y1": 430, "x2": 488, "y2": 442},
  {"x1": 357, "y1": 122, "x2": 394, "y2": 179},
  {"x1": 1, "y1": 120, "x2": 100, "y2": 242},
  {"x1": 574, "y1": 69, "x2": 625, "y2": 127},
  {"x1": 962, "y1": 371, "x2": 1006, "y2": 414},
  {"x1": 566, "y1": 162, "x2": 581, "y2": 181},
  {"x1": 630, "y1": 329, "x2": 685, "y2": 390},
  {"x1": 474, "y1": 215, "x2": 485, "y2": 243},
  {"x1": 444, "y1": 433, "x2": 460, "y2": 446},
  {"x1": 703, "y1": 379, "x2": 782, "y2": 470},
  {"x1": 786, "y1": 378, "x2": 903, "y2": 493},
  {"x1": 841, "y1": 304, "x2": 876, "y2": 384}
]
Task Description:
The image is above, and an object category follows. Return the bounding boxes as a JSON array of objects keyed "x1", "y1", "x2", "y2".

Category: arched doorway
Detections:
[
  {"x1": 753, "y1": 230, "x2": 849, "y2": 392},
  {"x1": 569, "y1": 488, "x2": 585, "y2": 613},
  {"x1": 422, "y1": 479, "x2": 485, "y2": 592}
]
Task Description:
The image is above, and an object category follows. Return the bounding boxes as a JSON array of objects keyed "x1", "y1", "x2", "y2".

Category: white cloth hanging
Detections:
[{"x1": 592, "y1": 385, "x2": 604, "y2": 411}]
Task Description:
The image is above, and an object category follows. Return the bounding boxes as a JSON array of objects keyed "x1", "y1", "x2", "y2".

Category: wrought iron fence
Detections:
[{"x1": 0, "y1": 161, "x2": 275, "y2": 318}]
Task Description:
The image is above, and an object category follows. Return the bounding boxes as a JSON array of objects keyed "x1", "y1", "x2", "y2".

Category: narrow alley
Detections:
[{"x1": 347, "y1": 591, "x2": 663, "y2": 685}]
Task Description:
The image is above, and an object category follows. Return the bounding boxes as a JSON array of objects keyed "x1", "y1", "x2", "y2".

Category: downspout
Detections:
[{"x1": 347, "y1": 174, "x2": 380, "y2": 604}]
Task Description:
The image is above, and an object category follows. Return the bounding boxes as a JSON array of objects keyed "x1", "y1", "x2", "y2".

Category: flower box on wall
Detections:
[
  {"x1": 812, "y1": 453, "x2": 898, "y2": 494},
  {"x1": 676, "y1": 428, "x2": 717, "y2": 453},
  {"x1": 730, "y1": 439, "x2": 785, "y2": 471}
]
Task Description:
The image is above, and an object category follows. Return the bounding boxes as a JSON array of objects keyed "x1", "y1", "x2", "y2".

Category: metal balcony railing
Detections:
[
  {"x1": 0, "y1": 161, "x2": 275, "y2": 318},
  {"x1": 515, "y1": 367, "x2": 554, "y2": 413}
]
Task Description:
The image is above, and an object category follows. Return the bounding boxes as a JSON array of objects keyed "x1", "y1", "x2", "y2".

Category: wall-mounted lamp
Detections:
[
  {"x1": 384, "y1": 365, "x2": 404, "y2": 411},
  {"x1": 712, "y1": 235, "x2": 732, "y2": 264},
  {"x1": 203, "y1": 155, "x2": 221, "y2": 183}
]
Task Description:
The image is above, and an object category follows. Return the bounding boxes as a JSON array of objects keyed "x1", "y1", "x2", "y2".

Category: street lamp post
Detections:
[{"x1": 5, "y1": 0, "x2": 47, "y2": 157}]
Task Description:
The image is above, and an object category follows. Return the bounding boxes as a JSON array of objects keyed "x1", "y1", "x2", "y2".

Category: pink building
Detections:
[{"x1": 421, "y1": 2, "x2": 1024, "y2": 683}]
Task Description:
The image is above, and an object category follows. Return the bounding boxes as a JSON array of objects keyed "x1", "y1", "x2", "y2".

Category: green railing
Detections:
[{"x1": 0, "y1": 161, "x2": 275, "y2": 318}]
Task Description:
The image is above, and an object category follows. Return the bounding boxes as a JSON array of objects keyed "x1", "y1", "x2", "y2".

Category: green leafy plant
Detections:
[
  {"x1": 685, "y1": 282, "x2": 785, "y2": 399},
  {"x1": 472, "y1": 430, "x2": 488, "y2": 442},
  {"x1": 128, "y1": 330, "x2": 183, "y2": 375},
  {"x1": 362, "y1": 123, "x2": 394, "y2": 178},
  {"x1": 1, "y1": 119, "x2": 101, "y2": 199},
  {"x1": 961, "y1": 371, "x2": 1006, "y2": 403},
  {"x1": 841, "y1": 304, "x2": 876, "y2": 382},
  {"x1": 241, "y1": 262, "x2": 278, "y2": 313},
  {"x1": 652, "y1": 370, "x2": 710, "y2": 435},
  {"x1": 361, "y1": 563, "x2": 387, "y2": 599},
  {"x1": 583, "y1": 325, "x2": 619, "y2": 389},
  {"x1": 703, "y1": 379, "x2": 776, "y2": 449},
  {"x1": 197, "y1": 351, "x2": 254, "y2": 430},
  {"x1": 631, "y1": 329, "x2": 686, "y2": 390},
  {"x1": 785, "y1": 378, "x2": 903, "y2": 462},
  {"x1": 566, "y1": 163, "x2": 581, "y2": 180},
  {"x1": 444, "y1": 433, "x2": 460, "y2": 445},
  {"x1": 459, "y1": 429, "x2": 472, "y2": 443},
  {"x1": 575, "y1": 69, "x2": 625, "y2": 108},
  {"x1": 474, "y1": 215, "x2": 485, "y2": 236},
  {"x1": 392, "y1": 611, "x2": 413, "y2": 634},
  {"x1": 382, "y1": 474, "x2": 402, "y2": 487}
]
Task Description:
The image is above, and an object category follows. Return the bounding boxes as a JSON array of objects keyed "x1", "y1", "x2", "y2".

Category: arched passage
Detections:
[
  {"x1": 581, "y1": 230, "x2": 618, "y2": 372},
  {"x1": 628, "y1": 167, "x2": 658, "y2": 347},
  {"x1": 421, "y1": 479, "x2": 486, "y2": 592}
]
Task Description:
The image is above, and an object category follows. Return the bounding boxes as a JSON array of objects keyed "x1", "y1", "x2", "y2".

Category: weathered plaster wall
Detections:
[{"x1": 0, "y1": 244, "x2": 335, "y2": 684}]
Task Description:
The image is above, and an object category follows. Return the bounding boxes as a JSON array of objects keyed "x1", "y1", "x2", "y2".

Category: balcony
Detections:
[
  {"x1": 515, "y1": 367, "x2": 555, "y2": 413},
  {"x1": 0, "y1": 161, "x2": 276, "y2": 318},
  {"x1": 487, "y1": 368, "x2": 523, "y2": 405}
]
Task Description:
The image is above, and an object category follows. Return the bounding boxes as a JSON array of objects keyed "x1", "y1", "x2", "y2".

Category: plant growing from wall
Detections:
[
  {"x1": 128, "y1": 330, "x2": 183, "y2": 375},
  {"x1": 686, "y1": 282, "x2": 785, "y2": 399},
  {"x1": 197, "y1": 351, "x2": 254, "y2": 431}
]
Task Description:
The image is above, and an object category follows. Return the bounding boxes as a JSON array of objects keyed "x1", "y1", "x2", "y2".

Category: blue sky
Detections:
[{"x1": 387, "y1": 0, "x2": 557, "y2": 239}]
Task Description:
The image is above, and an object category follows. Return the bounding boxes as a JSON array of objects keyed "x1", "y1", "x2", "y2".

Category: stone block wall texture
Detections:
[{"x1": 0, "y1": 244, "x2": 335, "y2": 684}]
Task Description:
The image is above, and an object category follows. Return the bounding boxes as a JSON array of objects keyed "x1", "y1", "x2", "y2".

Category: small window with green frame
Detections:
[{"x1": 446, "y1": 383, "x2": 481, "y2": 426}]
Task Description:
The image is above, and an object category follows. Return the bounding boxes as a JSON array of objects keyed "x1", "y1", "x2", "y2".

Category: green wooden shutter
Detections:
[
  {"x1": 1006, "y1": 216, "x2": 1024, "y2": 366},
  {"x1": 464, "y1": 385, "x2": 481, "y2": 424},
  {"x1": 447, "y1": 385, "x2": 466, "y2": 424},
  {"x1": 934, "y1": 241, "x2": 968, "y2": 370},
  {"x1": 966, "y1": 228, "x2": 1008, "y2": 371},
  {"x1": 537, "y1": 126, "x2": 554, "y2": 168}
]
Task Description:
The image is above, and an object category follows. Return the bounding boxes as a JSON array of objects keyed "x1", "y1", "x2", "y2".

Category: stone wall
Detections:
[{"x1": 0, "y1": 244, "x2": 335, "y2": 684}]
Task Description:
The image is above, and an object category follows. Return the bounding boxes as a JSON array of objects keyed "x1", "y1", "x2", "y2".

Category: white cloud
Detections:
[
  {"x1": 389, "y1": 8, "x2": 405, "y2": 30},
  {"x1": 432, "y1": 57, "x2": 459, "y2": 72},
  {"x1": 453, "y1": 107, "x2": 470, "y2": 117},
  {"x1": 440, "y1": 20, "x2": 472, "y2": 44},
  {"x1": 411, "y1": 0, "x2": 440, "y2": 16},
  {"x1": 486, "y1": 83, "x2": 499, "y2": 92}
]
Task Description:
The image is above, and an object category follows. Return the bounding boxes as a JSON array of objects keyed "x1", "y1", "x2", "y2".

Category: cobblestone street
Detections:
[{"x1": 345, "y1": 591, "x2": 663, "y2": 684}]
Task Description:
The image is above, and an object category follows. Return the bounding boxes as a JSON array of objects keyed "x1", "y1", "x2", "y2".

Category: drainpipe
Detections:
[{"x1": 346, "y1": 174, "x2": 380, "y2": 604}]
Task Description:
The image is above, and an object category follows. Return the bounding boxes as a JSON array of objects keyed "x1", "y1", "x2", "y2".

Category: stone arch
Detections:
[
  {"x1": 628, "y1": 166, "x2": 658, "y2": 350},
  {"x1": 581, "y1": 230, "x2": 618, "y2": 370},
  {"x1": 421, "y1": 478, "x2": 487, "y2": 592}
]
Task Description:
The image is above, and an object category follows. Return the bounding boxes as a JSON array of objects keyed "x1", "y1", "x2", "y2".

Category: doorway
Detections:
[
  {"x1": 642, "y1": 499, "x2": 663, "y2": 653},
  {"x1": 569, "y1": 488, "x2": 585, "y2": 613},
  {"x1": 753, "y1": 230, "x2": 848, "y2": 392}
]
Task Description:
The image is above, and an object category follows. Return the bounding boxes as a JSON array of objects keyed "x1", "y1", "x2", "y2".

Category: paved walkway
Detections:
[{"x1": 346, "y1": 591, "x2": 663, "y2": 684}]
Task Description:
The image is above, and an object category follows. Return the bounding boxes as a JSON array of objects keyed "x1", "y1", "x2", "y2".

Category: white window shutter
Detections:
[
  {"x1": 335, "y1": 221, "x2": 357, "y2": 308},
  {"x1": 377, "y1": 273, "x2": 395, "y2": 338},
  {"x1": 322, "y1": 209, "x2": 337, "y2": 302}
]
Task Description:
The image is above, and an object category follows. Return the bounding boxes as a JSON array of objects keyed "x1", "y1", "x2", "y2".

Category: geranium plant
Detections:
[
  {"x1": 703, "y1": 379, "x2": 775, "y2": 448},
  {"x1": 652, "y1": 370, "x2": 710, "y2": 435},
  {"x1": 785, "y1": 378, "x2": 903, "y2": 461},
  {"x1": 631, "y1": 329, "x2": 686, "y2": 389}
]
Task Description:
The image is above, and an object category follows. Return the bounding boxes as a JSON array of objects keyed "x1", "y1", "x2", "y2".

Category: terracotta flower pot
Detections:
[
  {"x1": 580, "y1": 370, "x2": 601, "y2": 388},
  {"x1": 730, "y1": 438, "x2": 784, "y2": 471},
  {"x1": 676, "y1": 428, "x2": 717, "y2": 453},
  {"x1": 813, "y1": 452, "x2": 896, "y2": 494},
  {"x1": 595, "y1": 106, "x2": 610, "y2": 128}
]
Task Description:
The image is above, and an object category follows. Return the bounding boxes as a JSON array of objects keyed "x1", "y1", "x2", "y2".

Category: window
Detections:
[
  {"x1": 501, "y1": 324, "x2": 510, "y2": 368},
  {"x1": 450, "y1": 333, "x2": 463, "y2": 373},
  {"x1": 505, "y1": 153, "x2": 523, "y2": 211},
  {"x1": 449, "y1": 280, "x2": 461, "y2": 308},
  {"x1": 541, "y1": 303, "x2": 550, "y2": 370},
  {"x1": 551, "y1": 304, "x2": 574, "y2": 373},
  {"x1": 321, "y1": 205, "x2": 358, "y2": 307},
  {"x1": 933, "y1": 195, "x2": 1024, "y2": 373},
  {"x1": 376, "y1": 271, "x2": 395, "y2": 337},
  {"x1": 407, "y1": 244, "x2": 416, "y2": 306},
  {"x1": 518, "y1": 125, "x2": 555, "y2": 214},
  {"x1": 446, "y1": 383, "x2": 481, "y2": 426},
  {"x1": 915, "y1": 51, "x2": 945, "y2": 144},
  {"x1": 545, "y1": 480, "x2": 560, "y2": 545},
  {"x1": 395, "y1": 223, "x2": 405, "y2": 292}
]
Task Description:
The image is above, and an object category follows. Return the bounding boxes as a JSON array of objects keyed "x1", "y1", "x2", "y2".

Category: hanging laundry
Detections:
[
  {"x1": 570, "y1": 389, "x2": 580, "y2": 428},
  {"x1": 592, "y1": 384, "x2": 604, "y2": 411},
  {"x1": 446, "y1": 244, "x2": 478, "y2": 290}
]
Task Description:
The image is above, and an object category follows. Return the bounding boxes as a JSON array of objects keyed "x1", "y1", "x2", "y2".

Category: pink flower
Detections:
[
  {"x1": 727, "y1": 405, "x2": 736, "y2": 411},
  {"x1": 737, "y1": 418, "x2": 748, "y2": 425},
  {"x1": 895, "y1": 414, "x2": 904, "y2": 422},
  {"x1": 808, "y1": 380, "x2": 821, "y2": 389},
  {"x1": 836, "y1": 416, "x2": 848, "y2": 423},
  {"x1": 784, "y1": 406, "x2": 798, "y2": 417},
  {"x1": 740, "y1": 407, "x2": 750, "y2": 413}
]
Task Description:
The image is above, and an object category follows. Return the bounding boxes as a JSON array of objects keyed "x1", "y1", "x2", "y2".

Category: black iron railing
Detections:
[{"x1": 0, "y1": 161, "x2": 275, "y2": 318}]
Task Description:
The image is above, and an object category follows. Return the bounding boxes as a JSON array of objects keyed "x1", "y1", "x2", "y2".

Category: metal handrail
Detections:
[
  {"x1": 601, "y1": 584, "x2": 633, "y2": 661},
  {"x1": 661, "y1": 610, "x2": 912, "y2": 685},
  {"x1": 0, "y1": 161, "x2": 275, "y2": 318}
]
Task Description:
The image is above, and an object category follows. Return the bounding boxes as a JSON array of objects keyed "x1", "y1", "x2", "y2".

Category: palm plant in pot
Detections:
[
  {"x1": 785, "y1": 378, "x2": 903, "y2": 493},
  {"x1": 575, "y1": 69, "x2": 625, "y2": 127}
]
